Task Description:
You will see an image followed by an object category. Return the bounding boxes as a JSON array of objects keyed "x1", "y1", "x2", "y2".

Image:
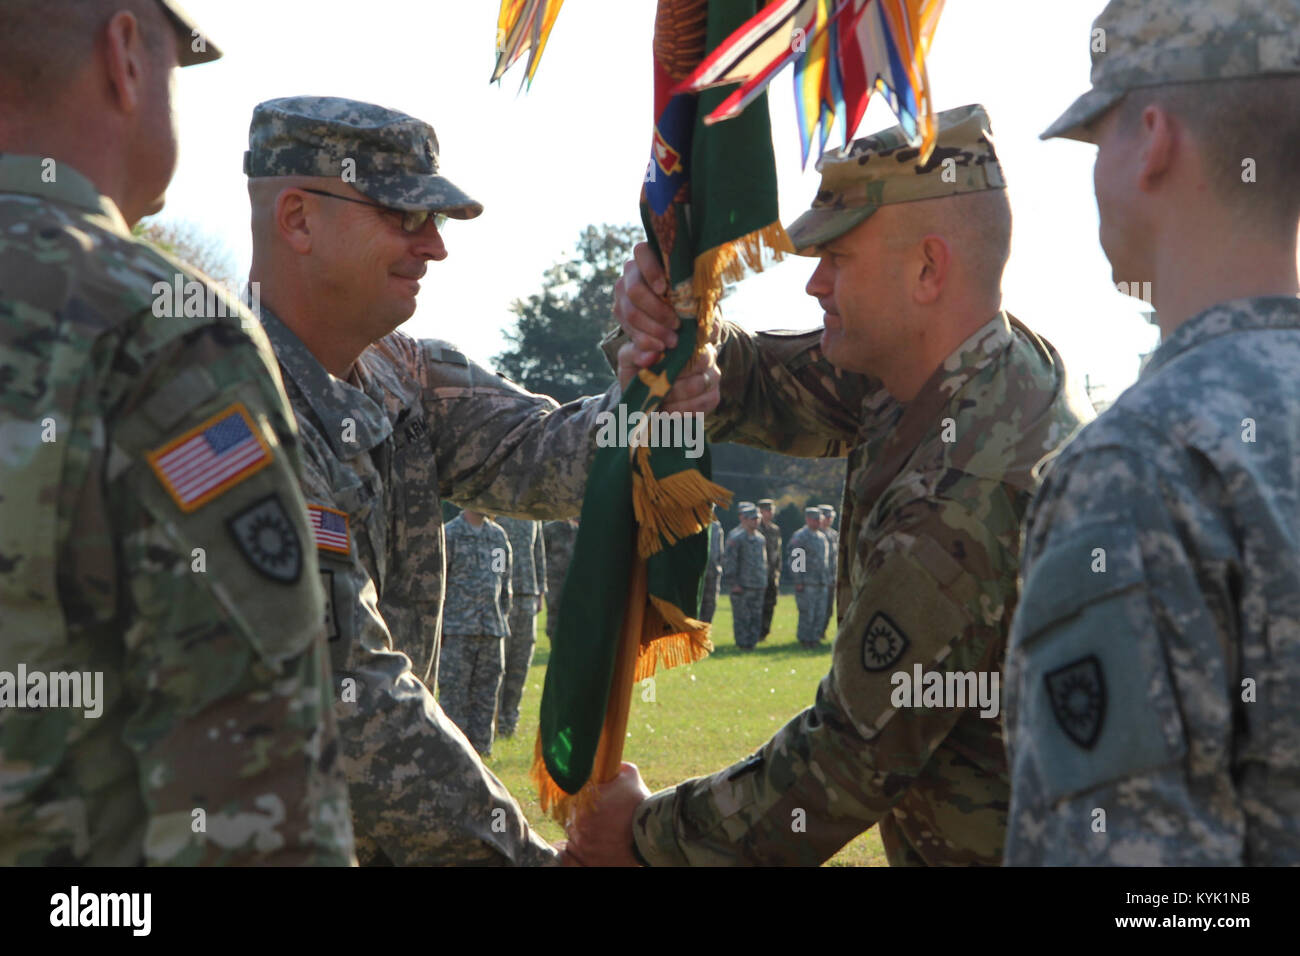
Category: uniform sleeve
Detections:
[
  {"x1": 417, "y1": 342, "x2": 619, "y2": 517},
  {"x1": 708, "y1": 322, "x2": 881, "y2": 456},
  {"x1": 108, "y1": 321, "x2": 355, "y2": 866},
  {"x1": 1004, "y1": 439, "x2": 1241, "y2": 866},
  {"x1": 298, "y1": 458, "x2": 557, "y2": 867},
  {"x1": 632, "y1": 489, "x2": 1015, "y2": 865}
]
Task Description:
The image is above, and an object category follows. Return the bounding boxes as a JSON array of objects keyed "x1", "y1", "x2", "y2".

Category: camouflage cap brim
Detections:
[
  {"x1": 1040, "y1": 86, "x2": 1125, "y2": 142},
  {"x1": 355, "y1": 172, "x2": 484, "y2": 220},
  {"x1": 785, "y1": 204, "x2": 879, "y2": 256},
  {"x1": 156, "y1": 0, "x2": 222, "y2": 66}
]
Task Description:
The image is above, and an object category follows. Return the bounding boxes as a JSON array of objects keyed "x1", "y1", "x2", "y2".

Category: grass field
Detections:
[{"x1": 486, "y1": 594, "x2": 889, "y2": 866}]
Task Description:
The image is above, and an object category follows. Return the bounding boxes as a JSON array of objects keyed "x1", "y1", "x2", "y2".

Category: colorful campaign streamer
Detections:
[{"x1": 491, "y1": 0, "x2": 566, "y2": 88}]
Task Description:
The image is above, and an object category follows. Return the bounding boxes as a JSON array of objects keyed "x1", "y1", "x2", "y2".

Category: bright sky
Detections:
[{"x1": 161, "y1": 0, "x2": 1159, "y2": 406}]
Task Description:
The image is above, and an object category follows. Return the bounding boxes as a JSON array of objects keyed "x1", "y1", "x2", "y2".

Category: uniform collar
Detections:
[
  {"x1": 259, "y1": 305, "x2": 393, "y2": 457},
  {"x1": 0, "y1": 155, "x2": 131, "y2": 237},
  {"x1": 1143, "y1": 297, "x2": 1300, "y2": 380},
  {"x1": 934, "y1": 311, "x2": 1015, "y2": 399}
]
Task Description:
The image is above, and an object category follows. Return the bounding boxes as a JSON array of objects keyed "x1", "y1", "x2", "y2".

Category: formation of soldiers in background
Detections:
[
  {"x1": 437, "y1": 513, "x2": 582, "y2": 755},
  {"x1": 700, "y1": 498, "x2": 840, "y2": 651}
]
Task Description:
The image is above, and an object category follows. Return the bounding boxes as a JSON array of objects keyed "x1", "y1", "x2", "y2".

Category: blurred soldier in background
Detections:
[
  {"x1": 788, "y1": 507, "x2": 832, "y2": 647},
  {"x1": 440, "y1": 510, "x2": 512, "y2": 757},
  {"x1": 495, "y1": 516, "x2": 545, "y2": 739},
  {"x1": 756, "y1": 499, "x2": 782, "y2": 642},
  {"x1": 724, "y1": 503, "x2": 768, "y2": 650}
]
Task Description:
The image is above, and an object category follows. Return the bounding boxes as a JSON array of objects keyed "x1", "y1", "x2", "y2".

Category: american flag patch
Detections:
[
  {"x1": 147, "y1": 403, "x2": 272, "y2": 512},
  {"x1": 309, "y1": 504, "x2": 350, "y2": 554}
]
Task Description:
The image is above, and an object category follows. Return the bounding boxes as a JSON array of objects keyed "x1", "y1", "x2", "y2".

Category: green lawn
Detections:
[{"x1": 487, "y1": 595, "x2": 888, "y2": 866}]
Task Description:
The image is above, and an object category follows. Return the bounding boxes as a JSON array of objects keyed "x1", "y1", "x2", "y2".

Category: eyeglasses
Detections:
[{"x1": 300, "y1": 188, "x2": 448, "y2": 234}]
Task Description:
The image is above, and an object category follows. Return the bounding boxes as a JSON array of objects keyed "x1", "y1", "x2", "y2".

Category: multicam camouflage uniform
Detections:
[
  {"x1": 439, "y1": 515, "x2": 512, "y2": 756},
  {"x1": 700, "y1": 518, "x2": 724, "y2": 624},
  {"x1": 723, "y1": 522, "x2": 768, "y2": 649},
  {"x1": 1005, "y1": 0, "x2": 1300, "y2": 866},
  {"x1": 0, "y1": 156, "x2": 353, "y2": 865},
  {"x1": 787, "y1": 522, "x2": 831, "y2": 645},
  {"x1": 247, "y1": 97, "x2": 621, "y2": 866},
  {"x1": 495, "y1": 516, "x2": 545, "y2": 738},
  {"x1": 607, "y1": 105, "x2": 1092, "y2": 866},
  {"x1": 543, "y1": 519, "x2": 579, "y2": 640}
]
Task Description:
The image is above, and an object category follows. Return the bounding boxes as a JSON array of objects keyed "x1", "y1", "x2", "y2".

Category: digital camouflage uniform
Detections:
[
  {"x1": 1006, "y1": 0, "x2": 1300, "y2": 866},
  {"x1": 495, "y1": 516, "x2": 545, "y2": 738},
  {"x1": 613, "y1": 105, "x2": 1092, "y2": 866},
  {"x1": 543, "y1": 519, "x2": 579, "y2": 640},
  {"x1": 700, "y1": 518, "x2": 724, "y2": 624},
  {"x1": 758, "y1": 510, "x2": 783, "y2": 639},
  {"x1": 788, "y1": 522, "x2": 831, "y2": 645},
  {"x1": 439, "y1": 515, "x2": 512, "y2": 756},
  {"x1": 0, "y1": 156, "x2": 353, "y2": 866},
  {"x1": 723, "y1": 521, "x2": 768, "y2": 649},
  {"x1": 247, "y1": 97, "x2": 620, "y2": 866}
]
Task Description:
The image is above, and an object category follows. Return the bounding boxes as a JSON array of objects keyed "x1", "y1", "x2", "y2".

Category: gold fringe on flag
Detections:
[{"x1": 691, "y1": 221, "x2": 794, "y2": 334}]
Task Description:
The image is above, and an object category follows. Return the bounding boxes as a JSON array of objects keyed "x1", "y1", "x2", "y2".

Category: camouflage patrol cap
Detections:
[
  {"x1": 757, "y1": 498, "x2": 775, "y2": 509},
  {"x1": 1043, "y1": 0, "x2": 1300, "y2": 142},
  {"x1": 738, "y1": 502, "x2": 759, "y2": 518},
  {"x1": 817, "y1": 505, "x2": 835, "y2": 516},
  {"x1": 244, "y1": 96, "x2": 484, "y2": 219},
  {"x1": 804, "y1": 506, "x2": 822, "y2": 517},
  {"x1": 786, "y1": 104, "x2": 1006, "y2": 254},
  {"x1": 155, "y1": 0, "x2": 222, "y2": 66}
]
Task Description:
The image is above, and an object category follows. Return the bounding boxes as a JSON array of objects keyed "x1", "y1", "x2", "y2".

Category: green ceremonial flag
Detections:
[{"x1": 532, "y1": 0, "x2": 789, "y2": 810}]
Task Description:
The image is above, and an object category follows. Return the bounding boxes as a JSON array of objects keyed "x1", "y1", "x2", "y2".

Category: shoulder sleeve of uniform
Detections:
[
  {"x1": 107, "y1": 314, "x2": 353, "y2": 865},
  {"x1": 1004, "y1": 433, "x2": 1241, "y2": 864},
  {"x1": 414, "y1": 338, "x2": 619, "y2": 518}
]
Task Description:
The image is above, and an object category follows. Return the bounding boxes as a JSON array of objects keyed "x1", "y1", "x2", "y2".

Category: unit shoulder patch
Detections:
[
  {"x1": 226, "y1": 494, "x2": 303, "y2": 584},
  {"x1": 1045, "y1": 654, "x2": 1106, "y2": 750}
]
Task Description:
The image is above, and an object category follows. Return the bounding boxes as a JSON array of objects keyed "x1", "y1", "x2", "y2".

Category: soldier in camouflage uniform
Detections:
[
  {"x1": 756, "y1": 499, "x2": 782, "y2": 641},
  {"x1": 576, "y1": 104, "x2": 1091, "y2": 866},
  {"x1": 243, "y1": 96, "x2": 721, "y2": 866},
  {"x1": 700, "y1": 509, "x2": 724, "y2": 624},
  {"x1": 1005, "y1": 0, "x2": 1300, "y2": 866},
  {"x1": 495, "y1": 515, "x2": 545, "y2": 739},
  {"x1": 816, "y1": 505, "x2": 839, "y2": 639},
  {"x1": 0, "y1": 1, "x2": 354, "y2": 865},
  {"x1": 788, "y1": 507, "x2": 831, "y2": 646},
  {"x1": 723, "y1": 503, "x2": 768, "y2": 650},
  {"x1": 543, "y1": 518, "x2": 579, "y2": 640},
  {"x1": 439, "y1": 511, "x2": 512, "y2": 757}
]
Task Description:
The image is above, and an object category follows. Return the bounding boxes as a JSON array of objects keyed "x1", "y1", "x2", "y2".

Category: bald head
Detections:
[{"x1": 0, "y1": 0, "x2": 166, "y2": 107}]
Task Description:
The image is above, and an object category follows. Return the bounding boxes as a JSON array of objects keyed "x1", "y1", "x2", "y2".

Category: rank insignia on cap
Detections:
[
  {"x1": 862, "y1": 611, "x2": 909, "y2": 671},
  {"x1": 227, "y1": 494, "x2": 303, "y2": 583},
  {"x1": 308, "y1": 504, "x2": 351, "y2": 555},
  {"x1": 1045, "y1": 655, "x2": 1106, "y2": 750},
  {"x1": 147, "y1": 403, "x2": 272, "y2": 512}
]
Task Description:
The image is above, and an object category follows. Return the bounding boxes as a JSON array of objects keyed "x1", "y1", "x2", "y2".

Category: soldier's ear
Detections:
[{"x1": 277, "y1": 189, "x2": 315, "y2": 255}]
